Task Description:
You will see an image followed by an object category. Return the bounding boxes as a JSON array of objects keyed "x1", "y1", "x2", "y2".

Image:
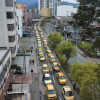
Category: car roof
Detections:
[
  {"x1": 43, "y1": 64, "x2": 48, "y2": 67},
  {"x1": 53, "y1": 62, "x2": 57, "y2": 64},
  {"x1": 63, "y1": 86, "x2": 71, "y2": 91},
  {"x1": 57, "y1": 72, "x2": 64, "y2": 76},
  {"x1": 47, "y1": 84, "x2": 54, "y2": 90},
  {"x1": 45, "y1": 73, "x2": 50, "y2": 77}
]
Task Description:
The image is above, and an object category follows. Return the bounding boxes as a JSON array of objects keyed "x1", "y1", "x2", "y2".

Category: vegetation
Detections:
[
  {"x1": 55, "y1": 41, "x2": 76, "y2": 62},
  {"x1": 48, "y1": 32, "x2": 62, "y2": 49},
  {"x1": 11, "y1": 64, "x2": 21, "y2": 71},
  {"x1": 41, "y1": 17, "x2": 51, "y2": 27},
  {"x1": 72, "y1": 0, "x2": 100, "y2": 36},
  {"x1": 93, "y1": 37, "x2": 100, "y2": 49},
  {"x1": 70, "y1": 61, "x2": 100, "y2": 100}
]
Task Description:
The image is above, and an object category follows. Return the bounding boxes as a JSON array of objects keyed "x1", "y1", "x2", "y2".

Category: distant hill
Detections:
[
  {"x1": 27, "y1": 3, "x2": 38, "y2": 10},
  {"x1": 61, "y1": 1, "x2": 79, "y2": 6}
]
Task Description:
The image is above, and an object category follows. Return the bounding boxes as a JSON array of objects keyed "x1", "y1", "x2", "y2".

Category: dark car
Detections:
[{"x1": 14, "y1": 70, "x2": 23, "y2": 74}]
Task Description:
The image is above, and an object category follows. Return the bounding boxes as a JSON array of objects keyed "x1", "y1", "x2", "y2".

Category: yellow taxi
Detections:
[
  {"x1": 47, "y1": 50, "x2": 53, "y2": 57},
  {"x1": 38, "y1": 49, "x2": 43, "y2": 56},
  {"x1": 40, "y1": 54, "x2": 45, "y2": 61},
  {"x1": 41, "y1": 35, "x2": 44, "y2": 39},
  {"x1": 38, "y1": 43, "x2": 42, "y2": 47},
  {"x1": 52, "y1": 62, "x2": 60, "y2": 71},
  {"x1": 38, "y1": 46, "x2": 42, "y2": 50},
  {"x1": 42, "y1": 64, "x2": 49, "y2": 74},
  {"x1": 50, "y1": 56, "x2": 56, "y2": 63},
  {"x1": 62, "y1": 86, "x2": 74, "y2": 100},
  {"x1": 57, "y1": 72, "x2": 67, "y2": 84},
  {"x1": 46, "y1": 47, "x2": 50, "y2": 52},
  {"x1": 46, "y1": 84, "x2": 57, "y2": 100},
  {"x1": 43, "y1": 38, "x2": 47, "y2": 42}
]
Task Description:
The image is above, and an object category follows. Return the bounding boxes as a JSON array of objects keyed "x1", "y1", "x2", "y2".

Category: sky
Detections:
[
  {"x1": 16, "y1": 0, "x2": 37, "y2": 5},
  {"x1": 61, "y1": 0, "x2": 78, "y2": 3}
]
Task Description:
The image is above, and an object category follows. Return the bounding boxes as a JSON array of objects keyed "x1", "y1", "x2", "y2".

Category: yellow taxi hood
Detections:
[
  {"x1": 48, "y1": 94, "x2": 56, "y2": 98},
  {"x1": 65, "y1": 96, "x2": 74, "y2": 100}
]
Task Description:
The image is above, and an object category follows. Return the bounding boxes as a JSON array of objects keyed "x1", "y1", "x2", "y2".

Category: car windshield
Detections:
[
  {"x1": 59, "y1": 76, "x2": 65, "y2": 79},
  {"x1": 51, "y1": 57, "x2": 55, "y2": 60},
  {"x1": 48, "y1": 90, "x2": 55, "y2": 94},
  {"x1": 54, "y1": 65, "x2": 58, "y2": 68},
  {"x1": 43, "y1": 67, "x2": 48, "y2": 70},
  {"x1": 65, "y1": 91, "x2": 73, "y2": 96},
  {"x1": 41, "y1": 55, "x2": 44, "y2": 58},
  {"x1": 45, "y1": 77, "x2": 50, "y2": 80},
  {"x1": 48, "y1": 52, "x2": 52, "y2": 54}
]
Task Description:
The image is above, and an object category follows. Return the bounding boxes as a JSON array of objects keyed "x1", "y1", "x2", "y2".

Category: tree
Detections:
[
  {"x1": 73, "y1": 0, "x2": 98, "y2": 36},
  {"x1": 93, "y1": 37, "x2": 100, "y2": 49},
  {"x1": 48, "y1": 32, "x2": 62, "y2": 49},
  {"x1": 41, "y1": 17, "x2": 51, "y2": 27},
  {"x1": 55, "y1": 41, "x2": 76, "y2": 62},
  {"x1": 70, "y1": 61, "x2": 100, "y2": 100}
]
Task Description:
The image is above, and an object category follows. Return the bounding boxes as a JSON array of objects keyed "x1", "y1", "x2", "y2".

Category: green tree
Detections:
[
  {"x1": 93, "y1": 37, "x2": 100, "y2": 49},
  {"x1": 55, "y1": 41, "x2": 76, "y2": 62},
  {"x1": 73, "y1": 0, "x2": 98, "y2": 36},
  {"x1": 48, "y1": 32, "x2": 62, "y2": 49},
  {"x1": 71, "y1": 61, "x2": 100, "y2": 100},
  {"x1": 41, "y1": 17, "x2": 51, "y2": 27}
]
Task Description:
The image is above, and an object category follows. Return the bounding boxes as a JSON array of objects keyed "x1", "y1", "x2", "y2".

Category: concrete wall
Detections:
[
  {"x1": 0, "y1": 0, "x2": 9, "y2": 48},
  {"x1": 41, "y1": 8, "x2": 51, "y2": 17},
  {"x1": 57, "y1": 5, "x2": 77, "y2": 17}
]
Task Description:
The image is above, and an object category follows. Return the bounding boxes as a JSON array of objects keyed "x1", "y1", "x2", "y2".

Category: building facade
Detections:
[
  {"x1": 16, "y1": 9, "x2": 23, "y2": 38},
  {"x1": 16, "y1": 3, "x2": 27, "y2": 26},
  {"x1": 0, "y1": 0, "x2": 19, "y2": 57},
  {"x1": 38, "y1": 0, "x2": 61, "y2": 16},
  {"x1": 0, "y1": 49, "x2": 12, "y2": 100},
  {"x1": 57, "y1": 5, "x2": 77, "y2": 17}
]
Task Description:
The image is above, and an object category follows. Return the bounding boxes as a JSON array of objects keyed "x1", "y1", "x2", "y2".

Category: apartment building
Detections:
[
  {"x1": 0, "y1": 0, "x2": 19, "y2": 57},
  {"x1": 16, "y1": 3, "x2": 27, "y2": 26},
  {"x1": 0, "y1": 49, "x2": 12, "y2": 100},
  {"x1": 38, "y1": 0, "x2": 61, "y2": 16}
]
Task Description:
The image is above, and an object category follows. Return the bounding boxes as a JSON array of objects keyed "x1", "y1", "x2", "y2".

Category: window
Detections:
[
  {"x1": 8, "y1": 35, "x2": 15, "y2": 42},
  {"x1": 5, "y1": 0, "x2": 13, "y2": 7},
  {"x1": 7, "y1": 24, "x2": 14, "y2": 31},
  {"x1": 6, "y1": 12, "x2": 14, "y2": 19}
]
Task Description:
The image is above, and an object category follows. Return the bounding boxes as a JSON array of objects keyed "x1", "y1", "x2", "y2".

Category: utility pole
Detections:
[{"x1": 24, "y1": 50, "x2": 26, "y2": 74}]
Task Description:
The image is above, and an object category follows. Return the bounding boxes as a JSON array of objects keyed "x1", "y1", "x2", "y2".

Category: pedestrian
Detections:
[
  {"x1": 34, "y1": 41, "x2": 35, "y2": 44},
  {"x1": 73, "y1": 83, "x2": 76, "y2": 90},
  {"x1": 42, "y1": 74, "x2": 45, "y2": 81},
  {"x1": 36, "y1": 49, "x2": 37, "y2": 53},
  {"x1": 31, "y1": 69, "x2": 34, "y2": 76},
  {"x1": 29, "y1": 59, "x2": 32, "y2": 64},
  {"x1": 50, "y1": 68, "x2": 54, "y2": 75},
  {"x1": 32, "y1": 59, "x2": 35, "y2": 64}
]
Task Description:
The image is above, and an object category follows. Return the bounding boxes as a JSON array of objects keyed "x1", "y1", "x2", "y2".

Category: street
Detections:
[{"x1": 30, "y1": 24, "x2": 79, "y2": 100}]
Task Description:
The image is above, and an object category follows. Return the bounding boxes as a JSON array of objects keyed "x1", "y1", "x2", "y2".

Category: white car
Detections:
[{"x1": 44, "y1": 73, "x2": 52, "y2": 85}]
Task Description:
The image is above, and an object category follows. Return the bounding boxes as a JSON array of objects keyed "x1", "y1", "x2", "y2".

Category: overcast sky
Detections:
[{"x1": 61, "y1": 0, "x2": 78, "y2": 3}]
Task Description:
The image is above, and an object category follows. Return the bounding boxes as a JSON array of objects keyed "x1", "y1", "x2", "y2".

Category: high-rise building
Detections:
[
  {"x1": 38, "y1": 0, "x2": 61, "y2": 16},
  {"x1": 0, "y1": 0, "x2": 19, "y2": 57},
  {"x1": 16, "y1": 3, "x2": 27, "y2": 26}
]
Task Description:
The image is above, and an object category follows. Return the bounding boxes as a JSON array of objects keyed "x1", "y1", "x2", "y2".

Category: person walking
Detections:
[
  {"x1": 31, "y1": 69, "x2": 34, "y2": 76},
  {"x1": 73, "y1": 83, "x2": 76, "y2": 90}
]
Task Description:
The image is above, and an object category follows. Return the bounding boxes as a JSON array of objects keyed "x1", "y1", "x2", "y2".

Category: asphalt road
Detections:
[{"x1": 34, "y1": 26, "x2": 79, "y2": 100}]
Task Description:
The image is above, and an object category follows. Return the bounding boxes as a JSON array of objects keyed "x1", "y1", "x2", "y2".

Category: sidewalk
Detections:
[{"x1": 30, "y1": 35, "x2": 40, "y2": 100}]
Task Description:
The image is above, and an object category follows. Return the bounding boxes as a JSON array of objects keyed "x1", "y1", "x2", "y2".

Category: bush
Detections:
[{"x1": 11, "y1": 64, "x2": 21, "y2": 71}]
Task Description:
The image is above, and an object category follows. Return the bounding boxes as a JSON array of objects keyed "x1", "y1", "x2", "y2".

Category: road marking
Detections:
[
  {"x1": 52, "y1": 76, "x2": 55, "y2": 83},
  {"x1": 59, "y1": 97, "x2": 61, "y2": 100}
]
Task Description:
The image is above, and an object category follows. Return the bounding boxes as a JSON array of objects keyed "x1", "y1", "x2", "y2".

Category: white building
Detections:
[
  {"x1": 16, "y1": 9, "x2": 23, "y2": 38},
  {"x1": 57, "y1": 5, "x2": 77, "y2": 17},
  {"x1": 0, "y1": 0, "x2": 19, "y2": 57},
  {"x1": 38, "y1": 0, "x2": 61, "y2": 16}
]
